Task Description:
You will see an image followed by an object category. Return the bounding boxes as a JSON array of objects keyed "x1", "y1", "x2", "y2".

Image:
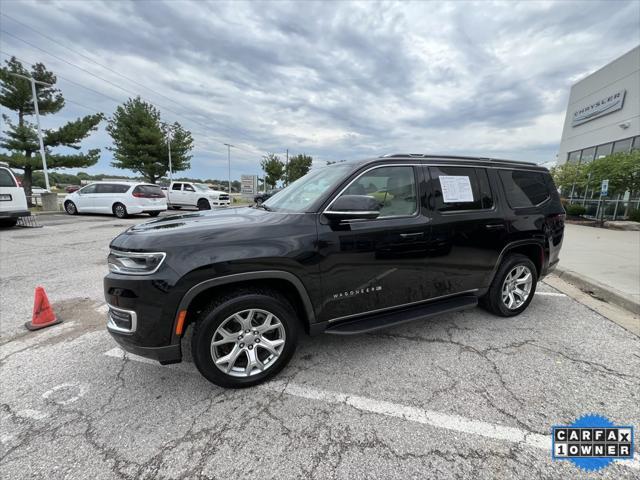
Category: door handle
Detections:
[
  {"x1": 400, "y1": 232, "x2": 424, "y2": 239},
  {"x1": 484, "y1": 223, "x2": 505, "y2": 230}
]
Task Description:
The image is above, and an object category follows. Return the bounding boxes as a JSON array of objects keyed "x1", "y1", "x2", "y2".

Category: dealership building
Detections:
[{"x1": 558, "y1": 46, "x2": 639, "y2": 165}]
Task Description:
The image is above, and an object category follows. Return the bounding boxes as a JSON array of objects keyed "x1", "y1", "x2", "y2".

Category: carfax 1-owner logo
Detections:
[{"x1": 552, "y1": 414, "x2": 635, "y2": 472}]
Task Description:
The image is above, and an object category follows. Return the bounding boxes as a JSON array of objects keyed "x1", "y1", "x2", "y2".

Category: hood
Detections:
[{"x1": 110, "y1": 206, "x2": 301, "y2": 250}]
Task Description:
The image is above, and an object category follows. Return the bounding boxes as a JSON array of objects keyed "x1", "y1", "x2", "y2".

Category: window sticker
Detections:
[{"x1": 439, "y1": 176, "x2": 474, "y2": 203}]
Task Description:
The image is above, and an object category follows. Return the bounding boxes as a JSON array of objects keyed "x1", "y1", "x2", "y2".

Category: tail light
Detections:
[{"x1": 133, "y1": 192, "x2": 165, "y2": 198}]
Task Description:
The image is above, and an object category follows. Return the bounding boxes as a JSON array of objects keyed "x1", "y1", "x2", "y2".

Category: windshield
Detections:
[
  {"x1": 263, "y1": 164, "x2": 352, "y2": 212},
  {"x1": 194, "y1": 183, "x2": 212, "y2": 192}
]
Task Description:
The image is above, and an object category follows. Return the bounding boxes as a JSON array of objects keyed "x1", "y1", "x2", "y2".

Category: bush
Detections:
[
  {"x1": 629, "y1": 209, "x2": 640, "y2": 222},
  {"x1": 565, "y1": 204, "x2": 586, "y2": 216}
]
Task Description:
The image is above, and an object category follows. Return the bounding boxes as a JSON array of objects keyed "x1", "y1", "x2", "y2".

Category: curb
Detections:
[
  {"x1": 554, "y1": 267, "x2": 640, "y2": 315},
  {"x1": 31, "y1": 210, "x2": 65, "y2": 216}
]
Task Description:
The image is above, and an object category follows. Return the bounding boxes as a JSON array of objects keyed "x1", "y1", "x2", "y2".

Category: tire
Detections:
[
  {"x1": 148, "y1": 211, "x2": 161, "y2": 217},
  {"x1": 256, "y1": 198, "x2": 263, "y2": 206},
  {"x1": 197, "y1": 198, "x2": 211, "y2": 210},
  {"x1": 481, "y1": 253, "x2": 537, "y2": 317},
  {"x1": 0, "y1": 218, "x2": 18, "y2": 227},
  {"x1": 64, "y1": 201, "x2": 77, "y2": 215},
  {"x1": 113, "y1": 203, "x2": 128, "y2": 219},
  {"x1": 191, "y1": 288, "x2": 300, "y2": 388}
]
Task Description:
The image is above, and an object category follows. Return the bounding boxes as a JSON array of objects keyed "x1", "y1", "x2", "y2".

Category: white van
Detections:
[
  {"x1": 0, "y1": 164, "x2": 29, "y2": 227},
  {"x1": 63, "y1": 181, "x2": 167, "y2": 218}
]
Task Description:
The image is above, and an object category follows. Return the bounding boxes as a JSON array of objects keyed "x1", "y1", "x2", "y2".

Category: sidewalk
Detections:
[{"x1": 555, "y1": 223, "x2": 640, "y2": 313}]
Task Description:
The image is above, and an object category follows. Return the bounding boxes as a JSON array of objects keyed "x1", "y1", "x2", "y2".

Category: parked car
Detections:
[
  {"x1": 64, "y1": 181, "x2": 167, "y2": 218},
  {"x1": 0, "y1": 163, "x2": 30, "y2": 227},
  {"x1": 104, "y1": 154, "x2": 565, "y2": 388},
  {"x1": 254, "y1": 188, "x2": 281, "y2": 205},
  {"x1": 167, "y1": 182, "x2": 230, "y2": 209},
  {"x1": 65, "y1": 185, "x2": 81, "y2": 193}
]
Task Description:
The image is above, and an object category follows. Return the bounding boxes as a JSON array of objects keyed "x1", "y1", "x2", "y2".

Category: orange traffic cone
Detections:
[{"x1": 25, "y1": 286, "x2": 62, "y2": 331}]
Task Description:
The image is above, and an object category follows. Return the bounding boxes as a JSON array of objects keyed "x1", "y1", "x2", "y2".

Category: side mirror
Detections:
[{"x1": 324, "y1": 195, "x2": 380, "y2": 221}]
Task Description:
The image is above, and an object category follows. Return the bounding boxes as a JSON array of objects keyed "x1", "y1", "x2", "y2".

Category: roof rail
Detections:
[{"x1": 378, "y1": 153, "x2": 537, "y2": 166}]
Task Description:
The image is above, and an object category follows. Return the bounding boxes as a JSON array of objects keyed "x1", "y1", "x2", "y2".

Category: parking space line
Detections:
[
  {"x1": 103, "y1": 347, "x2": 638, "y2": 470},
  {"x1": 535, "y1": 292, "x2": 567, "y2": 297}
]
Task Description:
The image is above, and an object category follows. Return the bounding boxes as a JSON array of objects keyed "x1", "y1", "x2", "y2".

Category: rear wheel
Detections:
[
  {"x1": 64, "y1": 201, "x2": 77, "y2": 215},
  {"x1": 148, "y1": 211, "x2": 161, "y2": 217},
  {"x1": 113, "y1": 203, "x2": 128, "y2": 219},
  {"x1": 481, "y1": 253, "x2": 537, "y2": 317},
  {"x1": 191, "y1": 289, "x2": 299, "y2": 388},
  {"x1": 197, "y1": 198, "x2": 211, "y2": 210}
]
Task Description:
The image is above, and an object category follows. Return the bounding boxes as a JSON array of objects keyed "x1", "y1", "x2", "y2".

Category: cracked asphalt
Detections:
[{"x1": 1, "y1": 213, "x2": 639, "y2": 479}]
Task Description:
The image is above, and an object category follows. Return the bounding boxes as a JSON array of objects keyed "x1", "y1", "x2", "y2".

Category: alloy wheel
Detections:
[
  {"x1": 501, "y1": 265, "x2": 533, "y2": 309},
  {"x1": 210, "y1": 309, "x2": 286, "y2": 377}
]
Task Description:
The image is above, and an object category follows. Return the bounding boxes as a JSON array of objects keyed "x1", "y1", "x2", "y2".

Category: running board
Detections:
[{"x1": 325, "y1": 296, "x2": 478, "y2": 335}]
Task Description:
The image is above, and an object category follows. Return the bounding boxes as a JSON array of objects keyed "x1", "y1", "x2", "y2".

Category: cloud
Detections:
[{"x1": 1, "y1": 0, "x2": 639, "y2": 179}]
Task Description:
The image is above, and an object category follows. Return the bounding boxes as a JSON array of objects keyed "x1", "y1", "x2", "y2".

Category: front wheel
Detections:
[
  {"x1": 191, "y1": 289, "x2": 299, "y2": 388},
  {"x1": 148, "y1": 211, "x2": 161, "y2": 217},
  {"x1": 197, "y1": 198, "x2": 211, "y2": 210},
  {"x1": 481, "y1": 253, "x2": 537, "y2": 317}
]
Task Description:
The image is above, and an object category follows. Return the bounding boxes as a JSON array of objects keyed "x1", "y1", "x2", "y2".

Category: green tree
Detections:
[
  {"x1": 550, "y1": 161, "x2": 588, "y2": 197},
  {"x1": 0, "y1": 57, "x2": 103, "y2": 203},
  {"x1": 585, "y1": 150, "x2": 640, "y2": 215},
  {"x1": 261, "y1": 153, "x2": 284, "y2": 189},
  {"x1": 286, "y1": 154, "x2": 312, "y2": 183},
  {"x1": 106, "y1": 97, "x2": 193, "y2": 184}
]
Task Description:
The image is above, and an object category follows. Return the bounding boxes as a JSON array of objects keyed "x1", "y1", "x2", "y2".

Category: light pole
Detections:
[
  {"x1": 9, "y1": 72, "x2": 51, "y2": 191},
  {"x1": 223, "y1": 143, "x2": 234, "y2": 194},
  {"x1": 165, "y1": 124, "x2": 174, "y2": 184}
]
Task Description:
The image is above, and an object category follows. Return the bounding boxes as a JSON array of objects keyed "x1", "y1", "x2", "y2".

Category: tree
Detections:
[
  {"x1": 0, "y1": 57, "x2": 103, "y2": 203},
  {"x1": 260, "y1": 153, "x2": 284, "y2": 189},
  {"x1": 106, "y1": 97, "x2": 193, "y2": 184},
  {"x1": 585, "y1": 150, "x2": 640, "y2": 216},
  {"x1": 550, "y1": 161, "x2": 587, "y2": 198},
  {"x1": 286, "y1": 154, "x2": 312, "y2": 183}
]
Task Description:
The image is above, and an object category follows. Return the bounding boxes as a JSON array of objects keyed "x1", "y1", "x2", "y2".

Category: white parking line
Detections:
[
  {"x1": 103, "y1": 347, "x2": 638, "y2": 470},
  {"x1": 535, "y1": 292, "x2": 567, "y2": 297}
]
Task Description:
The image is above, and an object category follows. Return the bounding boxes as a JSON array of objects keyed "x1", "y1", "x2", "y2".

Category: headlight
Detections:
[{"x1": 108, "y1": 250, "x2": 166, "y2": 275}]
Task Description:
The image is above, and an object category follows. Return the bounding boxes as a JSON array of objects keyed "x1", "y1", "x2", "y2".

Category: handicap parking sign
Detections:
[{"x1": 601, "y1": 179, "x2": 609, "y2": 197}]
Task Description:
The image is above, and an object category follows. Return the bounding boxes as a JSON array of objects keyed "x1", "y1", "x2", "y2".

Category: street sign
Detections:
[
  {"x1": 600, "y1": 179, "x2": 609, "y2": 197},
  {"x1": 241, "y1": 175, "x2": 258, "y2": 195}
]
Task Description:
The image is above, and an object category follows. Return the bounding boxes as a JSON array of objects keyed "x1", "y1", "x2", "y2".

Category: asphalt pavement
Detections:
[{"x1": 1, "y1": 212, "x2": 639, "y2": 479}]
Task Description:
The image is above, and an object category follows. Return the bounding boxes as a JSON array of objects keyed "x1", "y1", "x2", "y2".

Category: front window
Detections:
[
  {"x1": 263, "y1": 164, "x2": 352, "y2": 212},
  {"x1": 338, "y1": 165, "x2": 418, "y2": 217},
  {"x1": 194, "y1": 183, "x2": 211, "y2": 192}
]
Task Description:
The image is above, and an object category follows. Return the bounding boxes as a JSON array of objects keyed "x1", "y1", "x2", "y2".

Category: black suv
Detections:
[{"x1": 105, "y1": 154, "x2": 564, "y2": 388}]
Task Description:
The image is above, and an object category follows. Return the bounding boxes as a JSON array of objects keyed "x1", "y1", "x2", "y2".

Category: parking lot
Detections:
[{"x1": 1, "y1": 212, "x2": 639, "y2": 479}]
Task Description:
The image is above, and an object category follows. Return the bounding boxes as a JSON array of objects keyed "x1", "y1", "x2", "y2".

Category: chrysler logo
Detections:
[{"x1": 572, "y1": 90, "x2": 625, "y2": 127}]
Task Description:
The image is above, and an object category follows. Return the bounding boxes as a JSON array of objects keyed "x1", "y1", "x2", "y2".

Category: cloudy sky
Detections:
[{"x1": 1, "y1": 0, "x2": 639, "y2": 180}]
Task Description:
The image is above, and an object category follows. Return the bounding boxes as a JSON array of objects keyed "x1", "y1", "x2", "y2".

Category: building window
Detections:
[
  {"x1": 580, "y1": 147, "x2": 596, "y2": 164},
  {"x1": 612, "y1": 138, "x2": 633, "y2": 154},
  {"x1": 567, "y1": 151, "x2": 581, "y2": 163},
  {"x1": 595, "y1": 143, "x2": 613, "y2": 159}
]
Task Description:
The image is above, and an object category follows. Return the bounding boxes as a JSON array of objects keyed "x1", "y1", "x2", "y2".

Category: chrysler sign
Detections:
[{"x1": 572, "y1": 90, "x2": 626, "y2": 127}]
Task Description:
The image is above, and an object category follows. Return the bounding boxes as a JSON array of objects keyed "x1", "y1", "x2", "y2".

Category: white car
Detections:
[
  {"x1": 63, "y1": 181, "x2": 167, "y2": 218},
  {"x1": 167, "y1": 182, "x2": 230, "y2": 209},
  {"x1": 0, "y1": 163, "x2": 30, "y2": 227}
]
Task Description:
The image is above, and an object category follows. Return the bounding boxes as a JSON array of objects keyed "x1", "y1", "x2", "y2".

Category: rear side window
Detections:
[
  {"x1": 498, "y1": 170, "x2": 550, "y2": 208},
  {"x1": 428, "y1": 166, "x2": 493, "y2": 212},
  {"x1": 172, "y1": 183, "x2": 182, "y2": 191},
  {"x1": 0, "y1": 168, "x2": 17, "y2": 187},
  {"x1": 133, "y1": 185, "x2": 164, "y2": 197}
]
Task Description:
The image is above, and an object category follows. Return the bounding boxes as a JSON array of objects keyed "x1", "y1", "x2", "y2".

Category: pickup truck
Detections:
[{"x1": 167, "y1": 182, "x2": 230, "y2": 210}]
